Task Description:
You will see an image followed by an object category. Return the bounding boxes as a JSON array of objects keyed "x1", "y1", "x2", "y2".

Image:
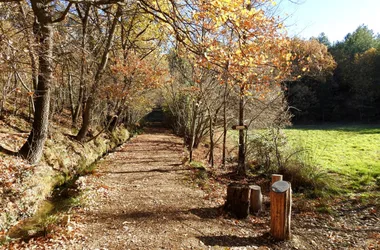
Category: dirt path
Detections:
[
  {"x1": 68, "y1": 129, "x2": 271, "y2": 249},
  {"x1": 5, "y1": 128, "x2": 378, "y2": 249}
]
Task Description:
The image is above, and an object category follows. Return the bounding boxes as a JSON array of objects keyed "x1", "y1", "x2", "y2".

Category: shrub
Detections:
[{"x1": 246, "y1": 127, "x2": 332, "y2": 196}]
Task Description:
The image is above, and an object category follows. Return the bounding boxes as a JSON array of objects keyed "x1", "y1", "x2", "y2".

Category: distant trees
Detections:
[
  {"x1": 285, "y1": 38, "x2": 336, "y2": 122},
  {"x1": 331, "y1": 25, "x2": 380, "y2": 121},
  {"x1": 286, "y1": 25, "x2": 380, "y2": 123}
]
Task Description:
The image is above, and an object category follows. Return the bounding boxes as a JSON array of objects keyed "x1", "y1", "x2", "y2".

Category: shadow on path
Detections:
[{"x1": 198, "y1": 234, "x2": 273, "y2": 247}]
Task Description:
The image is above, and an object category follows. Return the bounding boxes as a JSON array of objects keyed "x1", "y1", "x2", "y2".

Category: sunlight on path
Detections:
[{"x1": 71, "y1": 128, "x2": 267, "y2": 249}]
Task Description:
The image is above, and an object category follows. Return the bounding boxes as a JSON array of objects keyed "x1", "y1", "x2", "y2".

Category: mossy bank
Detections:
[{"x1": 0, "y1": 117, "x2": 130, "y2": 233}]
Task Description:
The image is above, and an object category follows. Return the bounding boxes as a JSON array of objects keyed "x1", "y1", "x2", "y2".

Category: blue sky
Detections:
[{"x1": 278, "y1": 0, "x2": 380, "y2": 43}]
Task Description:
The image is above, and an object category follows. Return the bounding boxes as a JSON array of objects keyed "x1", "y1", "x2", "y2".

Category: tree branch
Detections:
[{"x1": 52, "y1": 2, "x2": 73, "y2": 23}]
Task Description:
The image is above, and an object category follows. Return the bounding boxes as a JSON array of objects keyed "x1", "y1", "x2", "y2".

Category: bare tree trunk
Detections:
[
  {"x1": 19, "y1": 2, "x2": 38, "y2": 92},
  {"x1": 19, "y1": 4, "x2": 53, "y2": 163},
  {"x1": 189, "y1": 100, "x2": 198, "y2": 162},
  {"x1": 222, "y1": 81, "x2": 228, "y2": 167},
  {"x1": 76, "y1": 6, "x2": 120, "y2": 141},
  {"x1": 67, "y1": 70, "x2": 76, "y2": 122},
  {"x1": 73, "y1": 3, "x2": 90, "y2": 127},
  {"x1": 0, "y1": 73, "x2": 13, "y2": 118},
  {"x1": 208, "y1": 108, "x2": 214, "y2": 167},
  {"x1": 237, "y1": 85, "x2": 246, "y2": 175}
]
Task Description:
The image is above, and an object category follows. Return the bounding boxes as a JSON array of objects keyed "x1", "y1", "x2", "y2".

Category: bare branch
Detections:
[{"x1": 52, "y1": 2, "x2": 73, "y2": 23}]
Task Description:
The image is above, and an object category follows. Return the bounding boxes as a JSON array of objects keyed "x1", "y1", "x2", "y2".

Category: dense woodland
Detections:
[{"x1": 288, "y1": 26, "x2": 380, "y2": 123}]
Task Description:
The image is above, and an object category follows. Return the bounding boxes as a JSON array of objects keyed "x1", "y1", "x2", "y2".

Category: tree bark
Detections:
[
  {"x1": 189, "y1": 100, "x2": 198, "y2": 162},
  {"x1": 76, "y1": 6, "x2": 120, "y2": 141},
  {"x1": 19, "y1": 1, "x2": 53, "y2": 163},
  {"x1": 208, "y1": 108, "x2": 214, "y2": 167},
  {"x1": 73, "y1": 3, "x2": 90, "y2": 127},
  {"x1": 19, "y1": 2, "x2": 38, "y2": 92},
  {"x1": 237, "y1": 86, "x2": 246, "y2": 175},
  {"x1": 222, "y1": 81, "x2": 227, "y2": 167}
]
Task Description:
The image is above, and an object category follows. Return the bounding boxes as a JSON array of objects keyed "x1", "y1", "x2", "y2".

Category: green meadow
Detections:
[
  {"x1": 284, "y1": 125, "x2": 380, "y2": 192},
  {"x1": 230, "y1": 124, "x2": 380, "y2": 194}
]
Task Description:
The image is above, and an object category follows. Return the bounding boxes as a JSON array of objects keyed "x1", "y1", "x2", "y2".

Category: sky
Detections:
[{"x1": 278, "y1": 0, "x2": 380, "y2": 43}]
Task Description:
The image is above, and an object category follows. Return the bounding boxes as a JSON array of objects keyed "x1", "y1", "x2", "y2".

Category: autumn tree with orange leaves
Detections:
[{"x1": 181, "y1": 0, "x2": 295, "y2": 174}]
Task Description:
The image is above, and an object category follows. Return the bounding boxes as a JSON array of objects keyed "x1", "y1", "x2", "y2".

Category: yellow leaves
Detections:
[
  {"x1": 184, "y1": 0, "x2": 294, "y2": 95},
  {"x1": 285, "y1": 53, "x2": 292, "y2": 61}
]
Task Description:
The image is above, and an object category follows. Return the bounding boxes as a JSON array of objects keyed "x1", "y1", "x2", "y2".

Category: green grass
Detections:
[
  {"x1": 284, "y1": 125, "x2": 380, "y2": 192},
  {"x1": 229, "y1": 124, "x2": 380, "y2": 194}
]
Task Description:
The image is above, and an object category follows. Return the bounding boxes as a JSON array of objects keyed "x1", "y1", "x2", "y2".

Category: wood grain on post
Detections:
[
  {"x1": 270, "y1": 174, "x2": 283, "y2": 207},
  {"x1": 270, "y1": 180, "x2": 292, "y2": 240},
  {"x1": 271, "y1": 174, "x2": 283, "y2": 185},
  {"x1": 249, "y1": 185, "x2": 262, "y2": 214},
  {"x1": 225, "y1": 183, "x2": 250, "y2": 219}
]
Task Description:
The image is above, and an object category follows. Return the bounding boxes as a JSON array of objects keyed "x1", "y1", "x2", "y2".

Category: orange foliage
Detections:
[
  {"x1": 184, "y1": 0, "x2": 293, "y2": 94},
  {"x1": 99, "y1": 53, "x2": 168, "y2": 100}
]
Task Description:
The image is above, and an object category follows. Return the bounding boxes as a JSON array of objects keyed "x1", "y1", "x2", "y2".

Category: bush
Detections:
[
  {"x1": 246, "y1": 128, "x2": 287, "y2": 173},
  {"x1": 246, "y1": 127, "x2": 332, "y2": 197}
]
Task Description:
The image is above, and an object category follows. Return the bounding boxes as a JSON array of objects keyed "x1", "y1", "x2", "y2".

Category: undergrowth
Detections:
[{"x1": 246, "y1": 128, "x2": 334, "y2": 198}]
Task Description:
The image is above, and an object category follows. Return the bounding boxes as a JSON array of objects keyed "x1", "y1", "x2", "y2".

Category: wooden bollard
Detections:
[
  {"x1": 225, "y1": 183, "x2": 250, "y2": 219},
  {"x1": 270, "y1": 180, "x2": 292, "y2": 240},
  {"x1": 271, "y1": 174, "x2": 283, "y2": 185},
  {"x1": 270, "y1": 174, "x2": 283, "y2": 208},
  {"x1": 249, "y1": 185, "x2": 262, "y2": 214}
]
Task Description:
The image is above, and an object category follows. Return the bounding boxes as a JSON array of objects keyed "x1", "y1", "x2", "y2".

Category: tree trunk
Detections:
[
  {"x1": 19, "y1": 11, "x2": 53, "y2": 163},
  {"x1": 76, "y1": 6, "x2": 120, "y2": 141},
  {"x1": 73, "y1": 4, "x2": 90, "y2": 127},
  {"x1": 67, "y1": 71, "x2": 76, "y2": 123},
  {"x1": 189, "y1": 100, "x2": 198, "y2": 162},
  {"x1": 208, "y1": 108, "x2": 214, "y2": 167},
  {"x1": 76, "y1": 95, "x2": 94, "y2": 141},
  {"x1": 19, "y1": 2, "x2": 38, "y2": 92},
  {"x1": 237, "y1": 86, "x2": 245, "y2": 175},
  {"x1": 222, "y1": 81, "x2": 227, "y2": 167}
]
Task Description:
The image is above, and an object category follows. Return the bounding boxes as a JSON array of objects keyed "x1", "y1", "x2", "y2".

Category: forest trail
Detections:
[{"x1": 69, "y1": 128, "x2": 269, "y2": 249}]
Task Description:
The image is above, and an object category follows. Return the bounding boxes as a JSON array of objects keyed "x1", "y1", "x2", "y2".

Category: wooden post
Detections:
[
  {"x1": 270, "y1": 180, "x2": 292, "y2": 240},
  {"x1": 271, "y1": 174, "x2": 283, "y2": 185},
  {"x1": 270, "y1": 174, "x2": 283, "y2": 208},
  {"x1": 225, "y1": 183, "x2": 250, "y2": 219},
  {"x1": 249, "y1": 185, "x2": 262, "y2": 214}
]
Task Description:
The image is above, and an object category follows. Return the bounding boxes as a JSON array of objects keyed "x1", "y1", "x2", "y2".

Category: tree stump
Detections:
[
  {"x1": 249, "y1": 185, "x2": 262, "y2": 214},
  {"x1": 270, "y1": 180, "x2": 292, "y2": 240},
  {"x1": 225, "y1": 183, "x2": 250, "y2": 219}
]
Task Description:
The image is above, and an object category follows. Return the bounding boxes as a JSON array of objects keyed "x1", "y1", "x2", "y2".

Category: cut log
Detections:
[
  {"x1": 270, "y1": 180, "x2": 292, "y2": 240},
  {"x1": 225, "y1": 183, "x2": 250, "y2": 219},
  {"x1": 249, "y1": 185, "x2": 262, "y2": 214}
]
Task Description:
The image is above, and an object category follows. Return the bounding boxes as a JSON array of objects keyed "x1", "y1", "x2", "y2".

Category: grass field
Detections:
[
  {"x1": 229, "y1": 124, "x2": 380, "y2": 194},
  {"x1": 284, "y1": 125, "x2": 380, "y2": 192}
]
